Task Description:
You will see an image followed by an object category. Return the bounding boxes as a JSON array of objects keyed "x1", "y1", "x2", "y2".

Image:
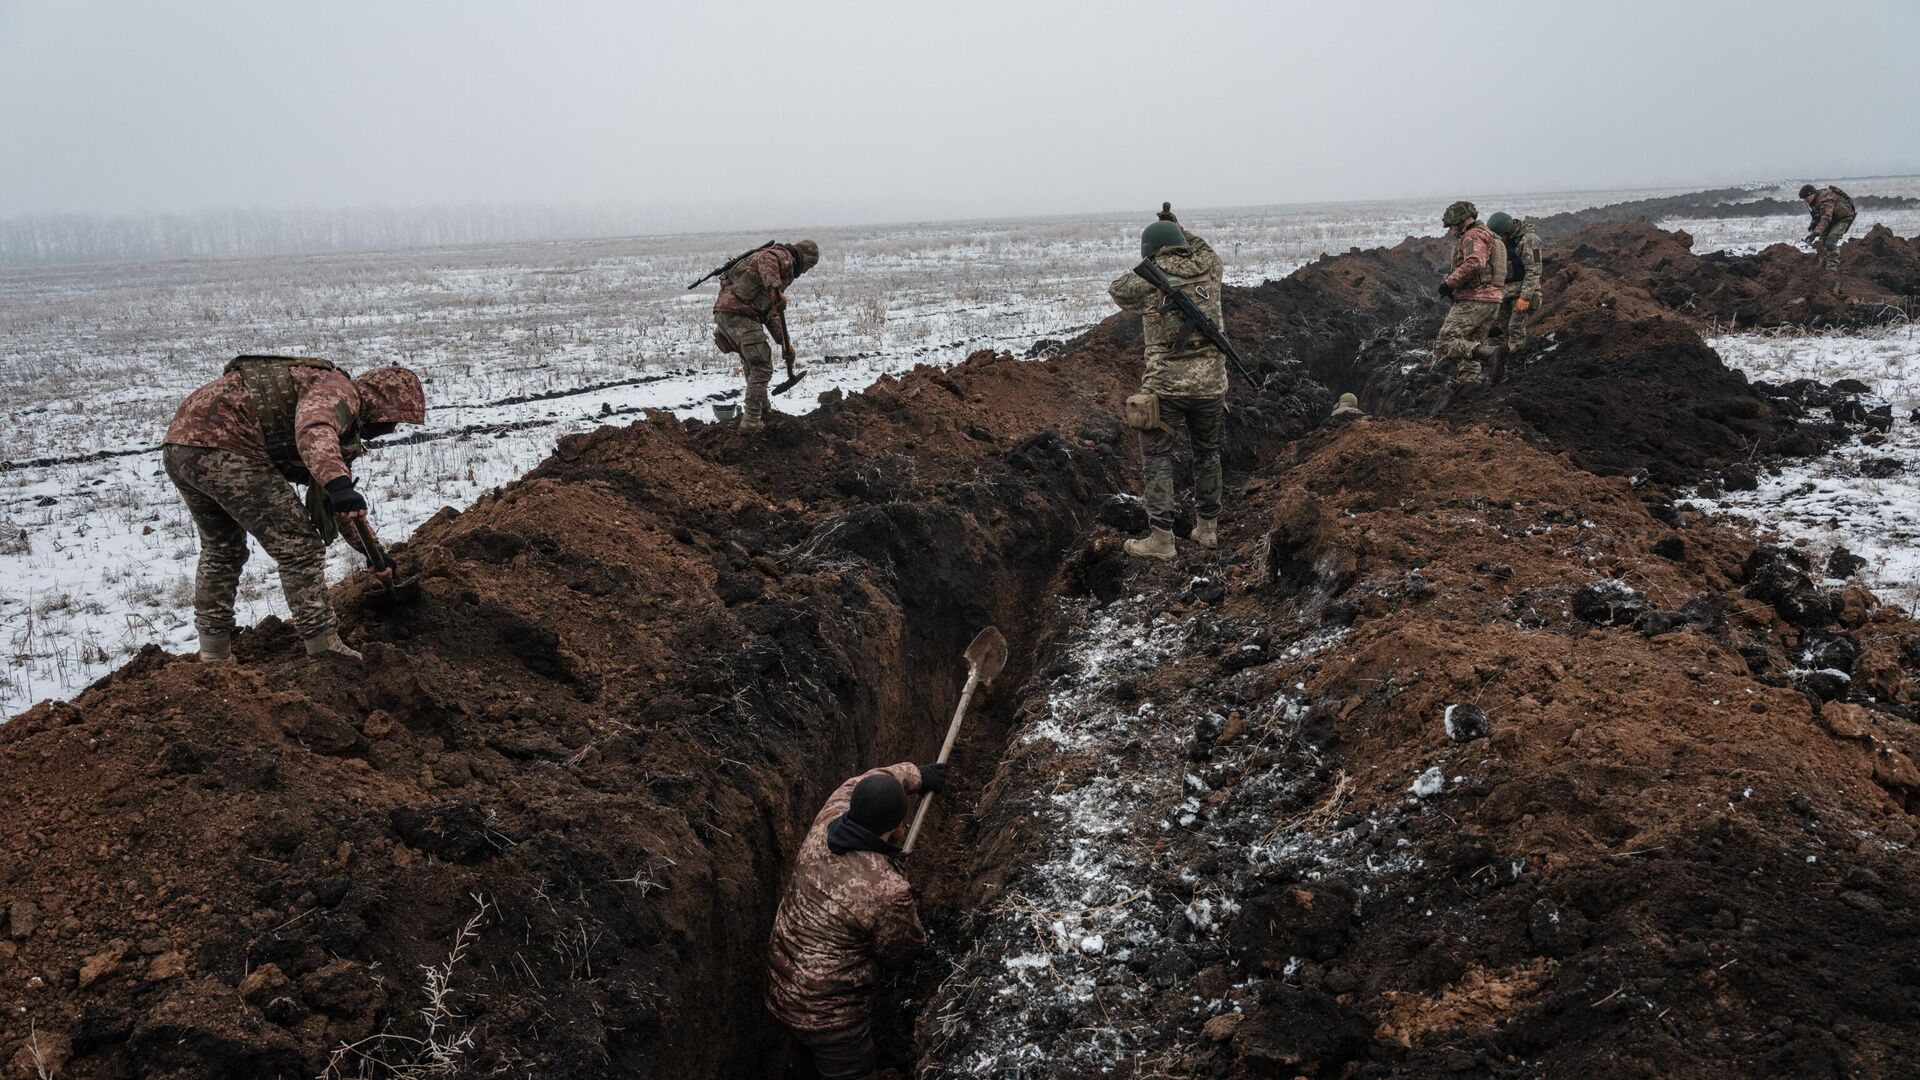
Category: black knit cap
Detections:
[{"x1": 848, "y1": 773, "x2": 909, "y2": 832}]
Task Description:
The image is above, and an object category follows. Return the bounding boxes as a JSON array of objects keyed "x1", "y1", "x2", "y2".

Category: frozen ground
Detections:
[
  {"x1": 1694, "y1": 323, "x2": 1920, "y2": 611},
  {"x1": 4, "y1": 181, "x2": 1918, "y2": 714},
  {"x1": 1660, "y1": 179, "x2": 1920, "y2": 255}
]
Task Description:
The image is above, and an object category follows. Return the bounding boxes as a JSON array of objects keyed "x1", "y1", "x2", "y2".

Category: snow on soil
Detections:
[
  {"x1": 0, "y1": 185, "x2": 1740, "y2": 714},
  {"x1": 1693, "y1": 325, "x2": 1920, "y2": 610},
  {"x1": 1660, "y1": 179, "x2": 1920, "y2": 255},
  {"x1": 925, "y1": 591, "x2": 1442, "y2": 1074}
]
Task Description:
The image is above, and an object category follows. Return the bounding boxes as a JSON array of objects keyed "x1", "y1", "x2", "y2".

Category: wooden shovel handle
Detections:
[{"x1": 901, "y1": 671, "x2": 979, "y2": 855}]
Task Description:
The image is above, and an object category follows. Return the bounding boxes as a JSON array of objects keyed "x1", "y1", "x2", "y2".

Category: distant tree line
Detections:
[{"x1": 0, "y1": 203, "x2": 739, "y2": 268}]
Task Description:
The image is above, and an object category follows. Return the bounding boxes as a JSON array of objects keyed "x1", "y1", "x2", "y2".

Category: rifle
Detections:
[
  {"x1": 1132, "y1": 259, "x2": 1261, "y2": 389},
  {"x1": 687, "y1": 241, "x2": 778, "y2": 290}
]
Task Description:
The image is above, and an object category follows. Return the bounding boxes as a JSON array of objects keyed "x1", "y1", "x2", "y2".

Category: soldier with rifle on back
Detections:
[
  {"x1": 1108, "y1": 203, "x2": 1258, "y2": 562},
  {"x1": 691, "y1": 239, "x2": 821, "y2": 432}
]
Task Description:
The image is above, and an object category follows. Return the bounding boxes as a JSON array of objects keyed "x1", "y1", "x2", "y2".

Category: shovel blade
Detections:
[
  {"x1": 965, "y1": 626, "x2": 1009, "y2": 684},
  {"x1": 363, "y1": 575, "x2": 424, "y2": 611},
  {"x1": 771, "y1": 370, "x2": 808, "y2": 397}
]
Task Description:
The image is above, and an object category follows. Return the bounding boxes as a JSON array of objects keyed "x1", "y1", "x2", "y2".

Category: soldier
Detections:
[
  {"x1": 1487, "y1": 211, "x2": 1543, "y2": 355},
  {"x1": 712, "y1": 239, "x2": 820, "y2": 431},
  {"x1": 767, "y1": 761, "x2": 947, "y2": 1080},
  {"x1": 1801, "y1": 183, "x2": 1856, "y2": 276},
  {"x1": 1108, "y1": 207, "x2": 1227, "y2": 561},
  {"x1": 162, "y1": 356, "x2": 426, "y2": 664},
  {"x1": 1434, "y1": 201, "x2": 1507, "y2": 384}
]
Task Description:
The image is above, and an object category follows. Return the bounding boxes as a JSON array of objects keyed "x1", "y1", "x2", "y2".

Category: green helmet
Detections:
[
  {"x1": 1442, "y1": 201, "x2": 1477, "y2": 228},
  {"x1": 1141, "y1": 219, "x2": 1186, "y2": 258},
  {"x1": 1799, "y1": 184, "x2": 1818, "y2": 199},
  {"x1": 1487, "y1": 212, "x2": 1514, "y2": 235}
]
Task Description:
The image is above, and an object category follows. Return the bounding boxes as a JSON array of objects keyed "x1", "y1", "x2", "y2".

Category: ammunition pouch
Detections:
[{"x1": 1125, "y1": 393, "x2": 1175, "y2": 436}]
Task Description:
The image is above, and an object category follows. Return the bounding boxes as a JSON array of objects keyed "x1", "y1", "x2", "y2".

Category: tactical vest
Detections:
[
  {"x1": 1484, "y1": 228, "x2": 1508, "y2": 289},
  {"x1": 721, "y1": 245, "x2": 798, "y2": 315},
  {"x1": 1502, "y1": 232, "x2": 1524, "y2": 284},
  {"x1": 222, "y1": 355, "x2": 361, "y2": 485}
]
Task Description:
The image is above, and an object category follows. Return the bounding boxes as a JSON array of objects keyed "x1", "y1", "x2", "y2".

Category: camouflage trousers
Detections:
[
  {"x1": 1435, "y1": 300, "x2": 1502, "y2": 381},
  {"x1": 715, "y1": 310, "x2": 773, "y2": 422},
  {"x1": 1139, "y1": 394, "x2": 1223, "y2": 530},
  {"x1": 163, "y1": 444, "x2": 334, "y2": 641},
  {"x1": 1817, "y1": 219, "x2": 1852, "y2": 273},
  {"x1": 1497, "y1": 296, "x2": 1535, "y2": 352},
  {"x1": 791, "y1": 1018, "x2": 877, "y2": 1080}
]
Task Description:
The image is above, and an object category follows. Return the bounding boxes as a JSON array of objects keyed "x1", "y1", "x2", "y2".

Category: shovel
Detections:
[
  {"x1": 346, "y1": 516, "x2": 422, "y2": 609},
  {"x1": 902, "y1": 626, "x2": 1009, "y2": 855},
  {"x1": 771, "y1": 353, "x2": 807, "y2": 397}
]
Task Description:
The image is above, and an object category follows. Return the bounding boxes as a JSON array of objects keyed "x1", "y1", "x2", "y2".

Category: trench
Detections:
[{"x1": 8, "y1": 191, "x2": 1920, "y2": 1079}]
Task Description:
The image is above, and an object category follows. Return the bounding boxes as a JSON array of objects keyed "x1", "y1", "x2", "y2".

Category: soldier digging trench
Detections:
[
  {"x1": 161, "y1": 356, "x2": 426, "y2": 664},
  {"x1": 704, "y1": 238, "x2": 821, "y2": 431},
  {"x1": 766, "y1": 761, "x2": 949, "y2": 1080},
  {"x1": 1801, "y1": 182, "x2": 1856, "y2": 288}
]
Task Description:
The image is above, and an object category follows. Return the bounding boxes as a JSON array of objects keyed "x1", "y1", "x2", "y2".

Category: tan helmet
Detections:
[
  {"x1": 1442, "y1": 201, "x2": 1478, "y2": 228},
  {"x1": 1337, "y1": 392, "x2": 1358, "y2": 409},
  {"x1": 792, "y1": 239, "x2": 820, "y2": 271}
]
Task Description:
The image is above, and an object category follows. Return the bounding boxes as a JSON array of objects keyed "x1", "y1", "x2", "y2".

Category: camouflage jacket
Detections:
[
  {"x1": 1108, "y1": 232, "x2": 1228, "y2": 398},
  {"x1": 1810, "y1": 186, "x2": 1856, "y2": 234},
  {"x1": 164, "y1": 365, "x2": 362, "y2": 487},
  {"x1": 766, "y1": 763, "x2": 928, "y2": 1032},
  {"x1": 1444, "y1": 222, "x2": 1506, "y2": 303},
  {"x1": 715, "y1": 245, "x2": 798, "y2": 320},
  {"x1": 1501, "y1": 220, "x2": 1543, "y2": 303}
]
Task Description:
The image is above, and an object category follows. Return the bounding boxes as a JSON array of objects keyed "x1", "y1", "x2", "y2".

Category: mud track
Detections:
[{"x1": 2, "y1": 192, "x2": 1919, "y2": 1079}]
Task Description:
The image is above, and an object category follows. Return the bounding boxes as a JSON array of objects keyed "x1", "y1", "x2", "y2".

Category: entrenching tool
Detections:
[
  {"x1": 771, "y1": 353, "x2": 807, "y2": 396},
  {"x1": 902, "y1": 626, "x2": 1008, "y2": 855},
  {"x1": 346, "y1": 516, "x2": 422, "y2": 608}
]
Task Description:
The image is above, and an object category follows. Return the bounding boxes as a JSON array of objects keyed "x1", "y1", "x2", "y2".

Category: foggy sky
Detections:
[{"x1": 4, "y1": 0, "x2": 1917, "y2": 227}]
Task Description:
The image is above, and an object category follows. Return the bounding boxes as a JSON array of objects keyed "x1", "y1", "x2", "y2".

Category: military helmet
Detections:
[
  {"x1": 1799, "y1": 184, "x2": 1818, "y2": 199},
  {"x1": 1442, "y1": 201, "x2": 1478, "y2": 228},
  {"x1": 1141, "y1": 219, "x2": 1186, "y2": 258},
  {"x1": 792, "y1": 239, "x2": 820, "y2": 270},
  {"x1": 1487, "y1": 211, "x2": 1515, "y2": 235},
  {"x1": 1337, "y1": 393, "x2": 1358, "y2": 408}
]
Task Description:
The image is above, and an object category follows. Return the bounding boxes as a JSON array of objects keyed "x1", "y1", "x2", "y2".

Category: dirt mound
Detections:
[
  {"x1": 5, "y1": 191, "x2": 1918, "y2": 1079},
  {"x1": 0, "y1": 332, "x2": 1324, "y2": 1076},
  {"x1": 924, "y1": 420, "x2": 1920, "y2": 1077}
]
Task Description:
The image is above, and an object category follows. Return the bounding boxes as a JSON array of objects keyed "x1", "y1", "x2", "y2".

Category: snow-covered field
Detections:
[
  {"x1": 4, "y1": 181, "x2": 1917, "y2": 714},
  {"x1": 1695, "y1": 324, "x2": 1920, "y2": 610},
  {"x1": 1659, "y1": 178, "x2": 1920, "y2": 255}
]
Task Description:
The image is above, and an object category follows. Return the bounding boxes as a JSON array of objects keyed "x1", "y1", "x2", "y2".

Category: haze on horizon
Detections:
[{"x1": 3, "y1": 0, "x2": 1918, "y2": 232}]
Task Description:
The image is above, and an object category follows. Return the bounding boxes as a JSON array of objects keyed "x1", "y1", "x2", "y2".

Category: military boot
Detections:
[
  {"x1": 304, "y1": 631, "x2": 364, "y2": 663},
  {"x1": 1192, "y1": 517, "x2": 1218, "y2": 549},
  {"x1": 198, "y1": 631, "x2": 233, "y2": 665},
  {"x1": 1124, "y1": 528, "x2": 1175, "y2": 561}
]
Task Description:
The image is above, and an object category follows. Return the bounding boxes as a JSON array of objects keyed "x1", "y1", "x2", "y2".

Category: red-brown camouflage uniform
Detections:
[
  {"x1": 161, "y1": 364, "x2": 425, "y2": 642},
  {"x1": 1437, "y1": 222, "x2": 1508, "y2": 380},
  {"x1": 714, "y1": 245, "x2": 801, "y2": 426},
  {"x1": 1808, "y1": 186, "x2": 1857, "y2": 273},
  {"x1": 767, "y1": 763, "x2": 928, "y2": 1036}
]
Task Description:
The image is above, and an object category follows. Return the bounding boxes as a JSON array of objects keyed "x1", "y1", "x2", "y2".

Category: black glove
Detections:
[
  {"x1": 1438, "y1": 281, "x2": 1454, "y2": 300},
  {"x1": 918, "y1": 762, "x2": 949, "y2": 794},
  {"x1": 323, "y1": 476, "x2": 367, "y2": 515}
]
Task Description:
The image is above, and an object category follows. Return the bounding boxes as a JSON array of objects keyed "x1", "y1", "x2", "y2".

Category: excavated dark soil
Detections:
[
  {"x1": 3, "y1": 191, "x2": 1919, "y2": 1079},
  {"x1": 922, "y1": 420, "x2": 1920, "y2": 1078}
]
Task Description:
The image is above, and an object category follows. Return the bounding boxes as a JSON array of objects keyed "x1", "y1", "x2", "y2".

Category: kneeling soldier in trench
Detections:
[
  {"x1": 1108, "y1": 204, "x2": 1228, "y2": 561},
  {"x1": 162, "y1": 356, "x2": 426, "y2": 664},
  {"x1": 1487, "y1": 211, "x2": 1543, "y2": 359},
  {"x1": 1434, "y1": 200, "x2": 1507, "y2": 384},
  {"x1": 767, "y1": 761, "x2": 947, "y2": 1079},
  {"x1": 712, "y1": 239, "x2": 821, "y2": 432},
  {"x1": 1801, "y1": 182, "x2": 1856, "y2": 281}
]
